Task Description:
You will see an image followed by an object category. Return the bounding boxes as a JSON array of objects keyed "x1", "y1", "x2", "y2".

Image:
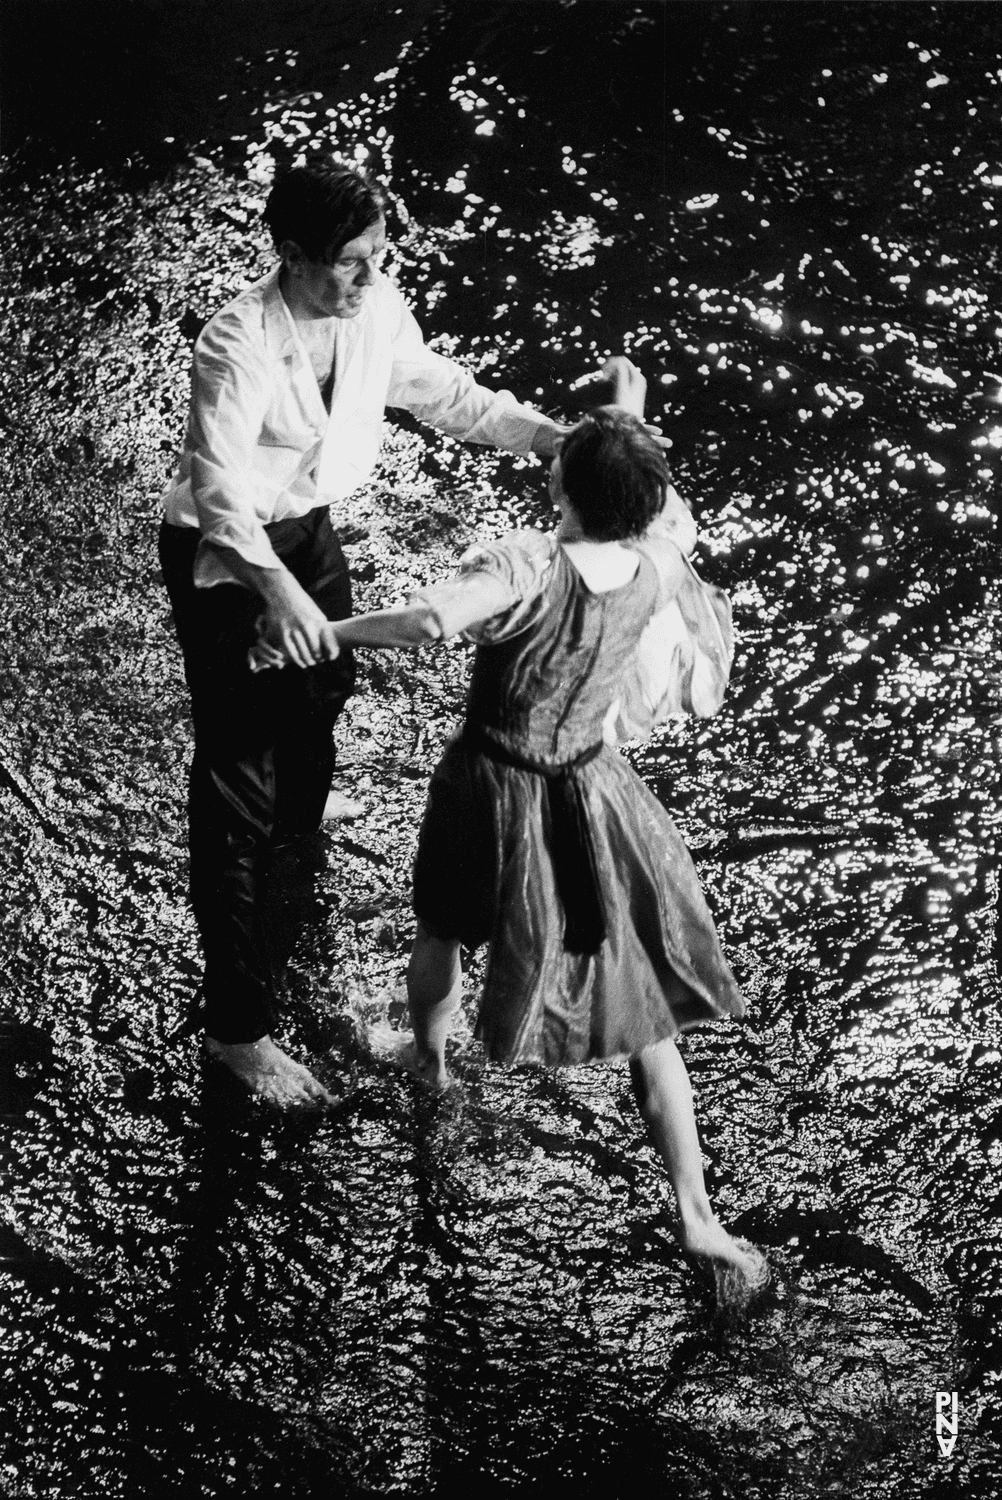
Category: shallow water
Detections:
[{"x1": 0, "y1": 2, "x2": 999, "y2": 1495}]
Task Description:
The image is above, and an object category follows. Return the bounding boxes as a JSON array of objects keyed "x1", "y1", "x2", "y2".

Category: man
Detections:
[{"x1": 159, "y1": 160, "x2": 567, "y2": 1107}]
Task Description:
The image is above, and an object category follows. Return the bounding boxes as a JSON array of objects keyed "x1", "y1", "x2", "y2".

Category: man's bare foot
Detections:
[
  {"x1": 322, "y1": 788, "x2": 368, "y2": 822},
  {"x1": 365, "y1": 1023, "x2": 450, "y2": 1091},
  {"x1": 204, "y1": 1034, "x2": 335, "y2": 1109}
]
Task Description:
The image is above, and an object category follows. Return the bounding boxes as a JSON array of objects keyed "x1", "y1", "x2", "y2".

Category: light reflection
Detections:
[{"x1": 7, "y1": 6, "x2": 1002, "y2": 1489}]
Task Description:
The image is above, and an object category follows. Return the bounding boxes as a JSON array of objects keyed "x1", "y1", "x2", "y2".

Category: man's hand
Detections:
[
  {"x1": 258, "y1": 569, "x2": 336, "y2": 669},
  {"x1": 204, "y1": 543, "x2": 340, "y2": 671}
]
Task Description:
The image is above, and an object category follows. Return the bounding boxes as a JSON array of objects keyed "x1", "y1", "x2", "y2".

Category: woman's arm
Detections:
[
  {"x1": 247, "y1": 557, "x2": 521, "y2": 672},
  {"x1": 321, "y1": 571, "x2": 512, "y2": 653}
]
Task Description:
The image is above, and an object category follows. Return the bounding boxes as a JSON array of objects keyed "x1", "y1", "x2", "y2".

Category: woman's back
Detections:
[{"x1": 464, "y1": 538, "x2": 662, "y2": 766}]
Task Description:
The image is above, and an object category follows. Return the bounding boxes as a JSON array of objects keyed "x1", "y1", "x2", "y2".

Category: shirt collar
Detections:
[
  {"x1": 259, "y1": 261, "x2": 379, "y2": 370},
  {"x1": 261, "y1": 265, "x2": 299, "y2": 361}
]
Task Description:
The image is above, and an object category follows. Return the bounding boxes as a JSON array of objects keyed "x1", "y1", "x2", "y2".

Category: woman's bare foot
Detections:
[
  {"x1": 204, "y1": 1034, "x2": 335, "y2": 1109},
  {"x1": 365, "y1": 1024, "x2": 450, "y2": 1091},
  {"x1": 679, "y1": 1212, "x2": 770, "y2": 1308},
  {"x1": 679, "y1": 1212, "x2": 755, "y2": 1272},
  {"x1": 399, "y1": 1038, "x2": 450, "y2": 1091},
  {"x1": 711, "y1": 1238, "x2": 770, "y2": 1312}
]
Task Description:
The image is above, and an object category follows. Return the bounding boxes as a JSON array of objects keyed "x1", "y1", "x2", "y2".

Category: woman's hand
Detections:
[
  {"x1": 318, "y1": 623, "x2": 342, "y2": 659},
  {"x1": 602, "y1": 356, "x2": 647, "y2": 417},
  {"x1": 247, "y1": 626, "x2": 288, "y2": 674},
  {"x1": 574, "y1": 356, "x2": 671, "y2": 450}
]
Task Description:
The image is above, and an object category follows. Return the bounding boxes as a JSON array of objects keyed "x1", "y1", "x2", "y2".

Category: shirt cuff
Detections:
[
  {"x1": 525, "y1": 417, "x2": 565, "y2": 457},
  {"x1": 193, "y1": 533, "x2": 284, "y2": 589},
  {"x1": 461, "y1": 397, "x2": 558, "y2": 456}
]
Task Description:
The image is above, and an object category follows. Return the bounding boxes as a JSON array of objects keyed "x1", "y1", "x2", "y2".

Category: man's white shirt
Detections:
[{"x1": 162, "y1": 265, "x2": 556, "y2": 588}]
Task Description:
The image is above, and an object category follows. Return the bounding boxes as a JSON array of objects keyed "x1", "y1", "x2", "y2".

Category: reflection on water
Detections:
[{"x1": 0, "y1": 2, "x2": 1000, "y2": 1495}]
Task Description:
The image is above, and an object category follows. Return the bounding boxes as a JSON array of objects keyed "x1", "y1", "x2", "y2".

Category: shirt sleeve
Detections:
[
  {"x1": 186, "y1": 311, "x2": 286, "y2": 581},
  {"x1": 411, "y1": 530, "x2": 556, "y2": 644},
  {"x1": 385, "y1": 291, "x2": 561, "y2": 456}
]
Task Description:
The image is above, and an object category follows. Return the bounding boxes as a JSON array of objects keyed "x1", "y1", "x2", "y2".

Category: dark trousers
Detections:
[{"x1": 158, "y1": 509, "x2": 355, "y2": 1043}]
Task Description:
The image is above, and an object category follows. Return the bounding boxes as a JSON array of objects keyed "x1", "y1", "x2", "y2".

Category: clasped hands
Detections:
[
  {"x1": 247, "y1": 575, "x2": 341, "y2": 673},
  {"x1": 247, "y1": 620, "x2": 340, "y2": 673}
]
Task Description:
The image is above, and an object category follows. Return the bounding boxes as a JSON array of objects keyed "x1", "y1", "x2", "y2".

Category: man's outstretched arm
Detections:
[{"x1": 384, "y1": 292, "x2": 566, "y2": 457}]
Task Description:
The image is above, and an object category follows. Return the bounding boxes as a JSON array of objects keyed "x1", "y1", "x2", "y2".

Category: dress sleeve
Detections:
[
  {"x1": 646, "y1": 483, "x2": 698, "y2": 557},
  {"x1": 411, "y1": 530, "x2": 556, "y2": 644},
  {"x1": 611, "y1": 547, "x2": 735, "y2": 738},
  {"x1": 632, "y1": 527, "x2": 691, "y2": 607}
]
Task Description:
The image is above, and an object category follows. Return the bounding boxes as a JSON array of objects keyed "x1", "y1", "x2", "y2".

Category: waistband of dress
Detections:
[
  {"x1": 462, "y1": 724, "x2": 603, "y2": 780},
  {"x1": 461, "y1": 724, "x2": 607, "y2": 955}
]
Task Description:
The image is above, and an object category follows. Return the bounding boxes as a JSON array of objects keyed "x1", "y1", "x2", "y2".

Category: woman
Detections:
[{"x1": 293, "y1": 366, "x2": 767, "y2": 1302}]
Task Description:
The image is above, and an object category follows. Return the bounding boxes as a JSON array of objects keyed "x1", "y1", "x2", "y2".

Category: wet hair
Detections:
[
  {"x1": 263, "y1": 162, "x2": 386, "y2": 262},
  {"x1": 558, "y1": 407, "x2": 669, "y2": 541}
]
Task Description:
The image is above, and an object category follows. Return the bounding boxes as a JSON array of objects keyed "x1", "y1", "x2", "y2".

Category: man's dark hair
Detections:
[
  {"x1": 559, "y1": 407, "x2": 669, "y2": 541},
  {"x1": 263, "y1": 162, "x2": 386, "y2": 262}
]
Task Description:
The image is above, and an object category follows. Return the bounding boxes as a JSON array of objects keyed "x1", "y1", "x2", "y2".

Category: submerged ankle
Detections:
[{"x1": 413, "y1": 1046, "x2": 446, "y2": 1080}]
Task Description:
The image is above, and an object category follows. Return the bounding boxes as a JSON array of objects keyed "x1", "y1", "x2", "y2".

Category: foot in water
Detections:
[
  {"x1": 365, "y1": 1024, "x2": 450, "y2": 1091},
  {"x1": 322, "y1": 787, "x2": 368, "y2": 822},
  {"x1": 711, "y1": 1238, "x2": 770, "y2": 1312},
  {"x1": 680, "y1": 1215, "x2": 770, "y2": 1309},
  {"x1": 205, "y1": 1035, "x2": 335, "y2": 1109}
]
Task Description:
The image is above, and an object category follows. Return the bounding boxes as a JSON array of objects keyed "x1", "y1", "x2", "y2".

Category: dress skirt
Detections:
[{"x1": 413, "y1": 733, "x2": 745, "y2": 1068}]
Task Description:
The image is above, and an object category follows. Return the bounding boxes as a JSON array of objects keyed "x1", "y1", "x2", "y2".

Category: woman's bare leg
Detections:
[
  {"x1": 630, "y1": 1037, "x2": 760, "y2": 1277},
  {"x1": 405, "y1": 920, "x2": 463, "y2": 1088}
]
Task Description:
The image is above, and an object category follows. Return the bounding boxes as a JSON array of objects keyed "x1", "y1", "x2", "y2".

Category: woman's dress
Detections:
[{"x1": 412, "y1": 530, "x2": 744, "y2": 1068}]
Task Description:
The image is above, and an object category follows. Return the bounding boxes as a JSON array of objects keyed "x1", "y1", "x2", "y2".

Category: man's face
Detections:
[{"x1": 286, "y1": 216, "x2": 387, "y2": 319}]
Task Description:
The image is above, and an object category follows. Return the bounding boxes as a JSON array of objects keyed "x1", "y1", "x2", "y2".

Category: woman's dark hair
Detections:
[
  {"x1": 558, "y1": 407, "x2": 669, "y2": 541},
  {"x1": 263, "y1": 162, "x2": 387, "y2": 262}
]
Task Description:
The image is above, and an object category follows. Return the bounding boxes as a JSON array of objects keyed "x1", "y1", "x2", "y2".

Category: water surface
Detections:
[{"x1": 0, "y1": 3, "x2": 999, "y2": 1495}]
